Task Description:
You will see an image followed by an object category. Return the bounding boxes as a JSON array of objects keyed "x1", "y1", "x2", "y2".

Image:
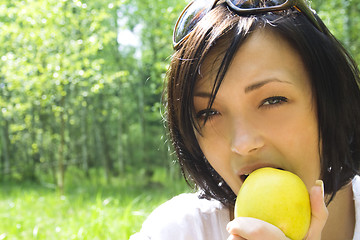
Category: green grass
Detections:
[{"x1": 0, "y1": 167, "x2": 190, "y2": 240}]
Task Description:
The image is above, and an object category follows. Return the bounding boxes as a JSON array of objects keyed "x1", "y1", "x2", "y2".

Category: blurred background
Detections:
[{"x1": 0, "y1": 0, "x2": 359, "y2": 239}]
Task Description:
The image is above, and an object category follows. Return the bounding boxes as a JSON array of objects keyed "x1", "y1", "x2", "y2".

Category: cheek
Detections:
[
  {"x1": 195, "y1": 132, "x2": 232, "y2": 172},
  {"x1": 194, "y1": 118, "x2": 229, "y2": 156},
  {"x1": 196, "y1": 131, "x2": 226, "y2": 162},
  {"x1": 196, "y1": 135, "x2": 241, "y2": 194},
  {"x1": 275, "y1": 111, "x2": 321, "y2": 188}
]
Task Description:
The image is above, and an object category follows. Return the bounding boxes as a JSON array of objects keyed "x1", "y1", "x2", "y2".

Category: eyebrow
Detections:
[
  {"x1": 244, "y1": 78, "x2": 292, "y2": 94},
  {"x1": 194, "y1": 78, "x2": 293, "y2": 98}
]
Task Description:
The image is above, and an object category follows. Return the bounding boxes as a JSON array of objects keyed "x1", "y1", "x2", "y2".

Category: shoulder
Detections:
[
  {"x1": 352, "y1": 176, "x2": 360, "y2": 240},
  {"x1": 148, "y1": 192, "x2": 226, "y2": 217},
  {"x1": 130, "y1": 193, "x2": 230, "y2": 240},
  {"x1": 352, "y1": 175, "x2": 360, "y2": 199}
]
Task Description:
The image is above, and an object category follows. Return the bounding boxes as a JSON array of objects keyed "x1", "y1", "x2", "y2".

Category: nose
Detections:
[{"x1": 230, "y1": 119, "x2": 264, "y2": 156}]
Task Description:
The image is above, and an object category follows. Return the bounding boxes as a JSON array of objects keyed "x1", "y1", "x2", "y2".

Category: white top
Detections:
[
  {"x1": 130, "y1": 176, "x2": 360, "y2": 240},
  {"x1": 352, "y1": 175, "x2": 360, "y2": 240}
]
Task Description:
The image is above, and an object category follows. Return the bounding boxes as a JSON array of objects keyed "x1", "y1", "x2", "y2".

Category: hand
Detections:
[
  {"x1": 226, "y1": 217, "x2": 290, "y2": 240},
  {"x1": 226, "y1": 180, "x2": 328, "y2": 240},
  {"x1": 305, "y1": 180, "x2": 328, "y2": 239}
]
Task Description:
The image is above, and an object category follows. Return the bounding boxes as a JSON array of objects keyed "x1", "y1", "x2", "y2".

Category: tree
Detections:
[
  {"x1": 313, "y1": 0, "x2": 360, "y2": 63},
  {"x1": 0, "y1": 0, "x2": 187, "y2": 187},
  {"x1": 2, "y1": 0, "x2": 358, "y2": 188}
]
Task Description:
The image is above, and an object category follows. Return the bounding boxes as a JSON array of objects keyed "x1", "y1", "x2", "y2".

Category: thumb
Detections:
[{"x1": 306, "y1": 180, "x2": 329, "y2": 239}]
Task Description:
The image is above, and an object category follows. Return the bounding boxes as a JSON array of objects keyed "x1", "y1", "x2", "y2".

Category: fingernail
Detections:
[{"x1": 316, "y1": 180, "x2": 324, "y2": 197}]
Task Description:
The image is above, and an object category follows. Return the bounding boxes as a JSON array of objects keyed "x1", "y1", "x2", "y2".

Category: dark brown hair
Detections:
[{"x1": 165, "y1": 3, "x2": 360, "y2": 206}]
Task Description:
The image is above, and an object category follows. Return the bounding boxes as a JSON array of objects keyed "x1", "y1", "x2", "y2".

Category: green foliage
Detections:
[
  {"x1": 313, "y1": 0, "x2": 360, "y2": 64},
  {"x1": 0, "y1": 0, "x2": 187, "y2": 185},
  {"x1": 0, "y1": 167, "x2": 190, "y2": 239},
  {"x1": 2, "y1": 0, "x2": 357, "y2": 189}
]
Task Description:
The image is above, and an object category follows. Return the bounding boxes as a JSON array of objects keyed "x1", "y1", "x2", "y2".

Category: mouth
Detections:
[
  {"x1": 238, "y1": 167, "x2": 284, "y2": 183},
  {"x1": 240, "y1": 174, "x2": 250, "y2": 182}
]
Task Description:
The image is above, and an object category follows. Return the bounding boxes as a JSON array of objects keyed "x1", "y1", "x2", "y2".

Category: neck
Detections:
[{"x1": 322, "y1": 182, "x2": 355, "y2": 240}]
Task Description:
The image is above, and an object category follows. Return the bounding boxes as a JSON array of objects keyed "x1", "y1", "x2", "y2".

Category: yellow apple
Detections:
[{"x1": 235, "y1": 167, "x2": 311, "y2": 240}]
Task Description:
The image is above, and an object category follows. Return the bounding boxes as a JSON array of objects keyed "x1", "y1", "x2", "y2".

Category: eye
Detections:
[
  {"x1": 260, "y1": 96, "x2": 288, "y2": 108},
  {"x1": 196, "y1": 108, "x2": 220, "y2": 121}
]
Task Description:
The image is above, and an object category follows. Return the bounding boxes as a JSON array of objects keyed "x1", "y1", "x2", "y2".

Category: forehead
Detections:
[{"x1": 195, "y1": 29, "x2": 310, "y2": 92}]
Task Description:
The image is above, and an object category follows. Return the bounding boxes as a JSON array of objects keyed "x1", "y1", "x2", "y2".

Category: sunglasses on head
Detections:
[{"x1": 173, "y1": 0, "x2": 322, "y2": 49}]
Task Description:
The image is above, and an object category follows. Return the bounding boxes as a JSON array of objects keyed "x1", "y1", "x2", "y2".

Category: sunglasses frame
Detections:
[{"x1": 173, "y1": 0, "x2": 322, "y2": 49}]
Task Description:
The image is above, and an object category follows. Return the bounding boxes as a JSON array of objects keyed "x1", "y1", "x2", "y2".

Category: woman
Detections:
[{"x1": 131, "y1": 0, "x2": 360, "y2": 239}]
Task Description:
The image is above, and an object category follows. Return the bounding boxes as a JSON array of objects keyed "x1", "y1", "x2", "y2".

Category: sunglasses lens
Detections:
[
  {"x1": 174, "y1": 0, "x2": 214, "y2": 45},
  {"x1": 229, "y1": 0, "x2": 287, "y2": 9}
]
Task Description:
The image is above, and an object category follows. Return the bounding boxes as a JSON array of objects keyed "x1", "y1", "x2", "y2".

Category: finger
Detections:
[
  {"x1": 306, "y1": 180, "x2": 328, "y2": 239},
  {"x1": 227, "y1": 234, "x2": 246, "y2": 240},
  {"x1": 227, "y1": 217, "x2": 289, "y2": 240}
]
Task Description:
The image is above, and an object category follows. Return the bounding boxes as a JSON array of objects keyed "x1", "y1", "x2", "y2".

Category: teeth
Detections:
[
  {"x1": 240, "y1": 174, "x2": 249, "y2": 182},
  {"x1": 239, "y1": 168, "x2": 285, "y2": 182}
]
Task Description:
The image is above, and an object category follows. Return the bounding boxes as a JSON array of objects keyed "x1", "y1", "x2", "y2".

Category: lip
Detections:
[{"x1": 236, "y1": 163, "x2": 284, "y2": 183}]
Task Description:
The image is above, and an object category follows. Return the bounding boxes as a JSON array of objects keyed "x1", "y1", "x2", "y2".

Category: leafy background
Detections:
[{"x1": 0, "y1": 0, "x2": 359, "y2": 239}]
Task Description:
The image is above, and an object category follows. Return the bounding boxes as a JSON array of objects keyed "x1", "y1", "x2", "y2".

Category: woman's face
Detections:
[{"x1": 193, "y1": 29, "x2": 321, "y2": 195}]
